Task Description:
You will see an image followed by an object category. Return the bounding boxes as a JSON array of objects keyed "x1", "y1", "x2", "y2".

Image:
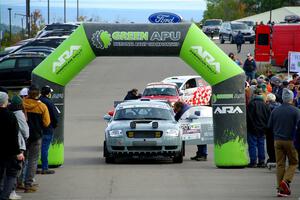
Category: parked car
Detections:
[
  {"x1": 0, "y1": 52, "x2": 47, "y2": 87},
  {"x1": 142, "y1": 82, "x2": 180, "y2": 106},
  {"x1": 35, "y1": 23, "x2": 78, "y2": 38},
  {"x1": 15, "y1": 46, "x2": 55, "y2": 56},
  {"x1": 162, "y1": 75, "x2": 211, "y2": 106},
  {"x1": 103, "y1": 99, "x2": 183, "y2": 163},
  {"x1": 238, "y1": 20, "x2": 255, "y2": 30},
  {"x1": 0, "y1": 38, "x2": 34, "y2": 58},
  {"x1": 284, "y1": 15, "x2": 300, "y2": 23},
  {"x1": 202, "y1": 19, "x2": 223, "y2": 38},
  {"x1": 219, "y1": 21, "x2": 255, "y2": 44}
]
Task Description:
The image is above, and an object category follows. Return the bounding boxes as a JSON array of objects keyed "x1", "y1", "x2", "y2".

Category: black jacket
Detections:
[
  {"x1": 247, "y1": 96, "x2": 271, "y2": 135},
  {"x1": 124, "y1": 91, "x2": 140, "y2": 100},
  {"x1": 40, "y1": 96, "x2": 59, "y2": 129},
  {"x1": 235, "y1": 33, "x2": 244, "y2": 44},
  {"x1": 0, "y1": 107, "x2": 20, "y2": 159}
]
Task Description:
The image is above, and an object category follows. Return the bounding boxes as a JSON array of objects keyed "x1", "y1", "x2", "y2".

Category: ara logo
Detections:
[
  {"x1": 52, "y1": 45, "x2": 82, "y2": 74},
  {"x1": 214, "y1": 106, "x2": 243, "y2": 114},
  {"x1": 190, "y1": 46, "x2": 220, "y2": 74}
]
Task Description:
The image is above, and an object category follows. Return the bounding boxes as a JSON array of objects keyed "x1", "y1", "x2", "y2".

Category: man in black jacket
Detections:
[
  {"x1": 124, "y1": 89, "x2": 141, "y2": 100},
  {"x1": 0, "y1": 92, "x2": 24, "y2": 200},
  {"x1": 246, "y1": 87, "x2": 271, "y2": 168},
  {"x1": 39, "y1": 86, "x2": 59, "y2": 175}
]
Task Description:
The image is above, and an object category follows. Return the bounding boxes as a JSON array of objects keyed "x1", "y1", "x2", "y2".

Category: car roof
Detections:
[
  {"x1": 2, "y1": 52, "x2": 47, "y2": 59},
  {"x1": 116, "y1": 99, "x2": 172, "y2": 109},
  {"x1": 146, "y1": 82, "x2": 178, "y2": 88},
  {"x1": 162, "y1": 75, "x2": 201, "y2": 83}
]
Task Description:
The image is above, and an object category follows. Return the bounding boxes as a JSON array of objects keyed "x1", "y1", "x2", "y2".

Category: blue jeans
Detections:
[
  {"x1": 247, "y1": 133, "x2": 265, "y2": 164},
  {"x1": 196, "y1": 145, "x2": 207, "y2": 157},
  {"x1": 245, "y1": 71, "x2": 255, "y2": 82},
  {"x1": 41, "y1": 129, "x2": 54, "y2": 171}
]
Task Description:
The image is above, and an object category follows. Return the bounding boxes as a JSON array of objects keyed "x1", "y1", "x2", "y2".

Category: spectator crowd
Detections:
[{"x1": 0, "y1": 85, "x2": 58, "y2": 200}]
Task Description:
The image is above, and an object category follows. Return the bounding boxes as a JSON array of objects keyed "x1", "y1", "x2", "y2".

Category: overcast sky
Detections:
[{"x1": 1, "y1": 0, "x2": 206, "y2": 10}]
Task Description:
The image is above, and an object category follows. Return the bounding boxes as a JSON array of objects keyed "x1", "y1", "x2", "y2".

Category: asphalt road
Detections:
[{"x1": 21, "y1": 40, "x2": 300, "y2": 200}]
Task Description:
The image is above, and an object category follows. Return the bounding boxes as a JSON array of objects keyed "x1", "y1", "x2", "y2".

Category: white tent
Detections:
[{"x1": 235, "y1": 7, "x2": 300, "y2": 24}]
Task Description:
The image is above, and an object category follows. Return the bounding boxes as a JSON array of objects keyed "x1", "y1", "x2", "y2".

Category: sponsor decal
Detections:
[
  {"x1": 92, "y1": 30, "x2": 112, "y2": 49},
  {"x1": 148, "y1": 12, "x2": 182, "y2": 23},
  {"x1": 52, "y1": 45, "x2": 82, "y2": 74},
  {"x1": 214, "y1": 106, "x2": 243, "y2": 114},
  {"x1": 212, "y1": 93, "x2": 244, "y2": 103},
  {"x1": 91, "y1": 30, "x2": 181, "y2": 48},
  {"x1": 190, "y1": 46, "x2": 220, "y2": 74}
]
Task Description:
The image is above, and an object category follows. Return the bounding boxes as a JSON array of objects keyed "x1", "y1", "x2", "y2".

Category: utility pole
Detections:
[
  {"x1": 64, "y1": 0, "x2": 66, "y2": 23},
  {"x1": 48, "y1": 0, "x2": 50, "y2": 24},
  {"x1": 77, "y1": 0, "x2": 79, "y2": 21},
  {"x1": 26, "y1": 0, "x2": 30, "y2": 37},
  {"x1": 8, "y1": 8, "x2": 12, "y2": 41}
]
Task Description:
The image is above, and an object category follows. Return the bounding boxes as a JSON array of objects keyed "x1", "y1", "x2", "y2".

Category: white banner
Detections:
[{"x1": 289, "y1": 51, "x2": 300, "y2": 73}]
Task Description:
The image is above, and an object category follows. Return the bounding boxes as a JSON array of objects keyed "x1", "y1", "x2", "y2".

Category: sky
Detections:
[{"x1": 0, "y1": 0, "x2": 206, "y2": 26}]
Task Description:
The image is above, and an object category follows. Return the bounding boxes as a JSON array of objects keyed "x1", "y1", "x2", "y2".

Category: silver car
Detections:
[{"x1": 103, "y1": 99, "x2": 183, "y2": 163}]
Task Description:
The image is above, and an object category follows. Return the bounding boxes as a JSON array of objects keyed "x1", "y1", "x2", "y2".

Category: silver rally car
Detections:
[{"x1": 103, "y1": 99, "x2": 183, "y2": 163}]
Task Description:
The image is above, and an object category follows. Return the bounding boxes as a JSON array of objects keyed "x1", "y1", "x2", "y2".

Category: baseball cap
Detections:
[{"x1": 19, "y1": 87, "x2": 29, "y2": 97}]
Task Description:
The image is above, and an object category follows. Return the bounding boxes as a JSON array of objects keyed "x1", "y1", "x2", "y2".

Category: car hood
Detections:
[
  {"x1": 142, "y1": 95, "x2": 179, "y2": 102},
  {"x1": 106, "y1": 120, "x2": 179, "y2": 131}
]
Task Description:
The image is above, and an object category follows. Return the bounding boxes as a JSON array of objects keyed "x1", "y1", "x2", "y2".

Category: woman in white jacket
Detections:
[{"x1": 8, "y1": 95, "x2": 29, "y2": 200}]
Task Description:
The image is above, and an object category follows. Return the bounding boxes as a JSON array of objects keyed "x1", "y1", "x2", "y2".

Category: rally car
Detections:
[
  {"x1": 103, "y1": 99, "x2": 183, "y2": 163},
  {"x1": 142, "y1": 82, "x2": 181, "y2": 107},
  {"x1": 162, "y1": 75, "x2": 212, "y2": 106},
  {"x1": 178, "y1": 106, "x2": 213, "y2": 145}
]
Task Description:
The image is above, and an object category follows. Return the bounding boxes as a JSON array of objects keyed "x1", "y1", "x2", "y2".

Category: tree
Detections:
[{"x1": 30, "y1": 9, "x2": 45, "y2": 37}]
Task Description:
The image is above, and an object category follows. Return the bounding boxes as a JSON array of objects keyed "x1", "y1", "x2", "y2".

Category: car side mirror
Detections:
[{"x1": 103, "y1": 114, "x2": 112, "y2": 122}]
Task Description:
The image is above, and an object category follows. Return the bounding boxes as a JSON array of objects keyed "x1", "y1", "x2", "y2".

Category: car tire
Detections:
[
  {"x1": 229, "y1": 35, "x2": 234, "y2": 44},
  {"x1": 220, "y1": 35, "x2": 225, "y2": 44},
  {"x1": 104, "y1": 141, "x2": 115, "y2": 163},
  {"x1": 173, "y1": 148, "x2": 183, "y2": 163}
]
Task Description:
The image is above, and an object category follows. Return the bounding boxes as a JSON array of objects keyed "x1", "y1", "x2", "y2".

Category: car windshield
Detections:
[
  {"x1": 114, "y1": 107, "x2": 174, "y2": 120},
  {"x1": 232, "y1": 23, "x2": 248, "y2": 30},
  {"x1": 204, "y1": 20, "x2": 221, "y2": 26},
  {"x1": 143, "y1": 87, "x2": 177, "y2": 96},
  {"x1": 45, "y1": 24, "x2": 77, "y2": 31},
  {"x1": 241, "y1": 21, "x2": 254, "y2": 27}
]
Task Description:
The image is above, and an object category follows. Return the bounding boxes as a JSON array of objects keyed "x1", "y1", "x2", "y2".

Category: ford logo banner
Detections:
[{"x1": 148, "y1": 12, "x2": 182, "y2": 23}]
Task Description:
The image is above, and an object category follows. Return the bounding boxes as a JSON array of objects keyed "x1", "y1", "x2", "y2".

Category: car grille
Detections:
[
  {"x1": 127, "y1": 146, "x2": 162, "y2": 151},
  {"x1": 126, "y1": 131, "x2": 163, "y2": 138},
  {"x1": 242, "y1": 33, "x2": 251, "y2": 36}
]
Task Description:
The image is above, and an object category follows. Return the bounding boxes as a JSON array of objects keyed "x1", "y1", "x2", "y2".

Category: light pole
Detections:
[
  {"x1": 26, "y1": 0, "x2": 30, "y2": 37},
  {"x1": 64, "y1": 0, "x2": 66, "y2": 23},
  {"x1": 48, "y1": 0, "x2": 50, "y2": 24},
  {"x1": 8, "y1": 8, "x2": 12, "y2": 41},
  {"x1": 77, "y1": 0, "x2": 79, "y2": 22},
  {"x1": 15, "y1": 13, "x2": 26, "y2": 39}
]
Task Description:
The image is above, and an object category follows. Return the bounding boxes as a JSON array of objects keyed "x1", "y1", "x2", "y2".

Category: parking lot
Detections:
[{"x1": 17, "y1": 40, "x2": 300, "y2": 200}]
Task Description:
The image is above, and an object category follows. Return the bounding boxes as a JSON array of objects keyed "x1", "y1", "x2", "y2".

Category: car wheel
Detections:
[
  {"x1": 104, "y1": 141, "x2": 115, "y2": 163},
  {"x1": 220, "y1": 35, "x2": 225, "y2": 44},
  {"x1": 173, "y1": 148, "x2": 183, "y2": 163},
  {"x1": 229, "y1": 35, "x2": 234, "y2": 44}
]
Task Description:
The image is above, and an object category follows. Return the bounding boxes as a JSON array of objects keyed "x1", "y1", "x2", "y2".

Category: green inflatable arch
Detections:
[{"x1": 32, "y1": 23, "x2": 249, "y2": 167}]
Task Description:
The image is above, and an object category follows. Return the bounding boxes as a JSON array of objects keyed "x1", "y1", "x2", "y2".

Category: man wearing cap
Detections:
[
  {"x1": 39, "y1": 86, "x2": 58, "y2": 175},
  {"x1": 23, "y1": 85, "x2": 50, "y2": 193},
  {"x1": 246, "y1": 86, "x2": 271, "y2": 168},
  {"x1": 0, "y1": 92, "x2": 25, "y2": 200},
  {"x1": 268, "y1": 88, "x2": 300, "y2": 197}
]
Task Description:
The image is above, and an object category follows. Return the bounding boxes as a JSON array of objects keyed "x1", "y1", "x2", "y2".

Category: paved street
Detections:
[{"x1": 21, "y1": 40, "x2": 300, "y2": 200}]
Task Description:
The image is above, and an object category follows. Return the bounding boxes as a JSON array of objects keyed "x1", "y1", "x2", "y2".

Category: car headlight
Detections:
[
  {"x1": 109, "y1": 130, "x2": 123, "y2": 137},
  {"x1": 165, "y1": 129, "x2": 179, "y2": 137}
]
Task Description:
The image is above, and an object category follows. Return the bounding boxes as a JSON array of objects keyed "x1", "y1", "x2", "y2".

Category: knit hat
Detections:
[
  {"x1": 0, "y1": 91, "x2": 9, "y2": 106},
  {"x1": 282, "y1": 88, "x2": 294, "y2": 103},
  {"x1": 266, "y1": 93, "x2": 276, "y2": 102},
  {"x1": 41, "y1": 85, "x2": 53, "y2": 96},
  {"x1": 11, "y1": 95, "x2": 23, "y2": 106}
]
